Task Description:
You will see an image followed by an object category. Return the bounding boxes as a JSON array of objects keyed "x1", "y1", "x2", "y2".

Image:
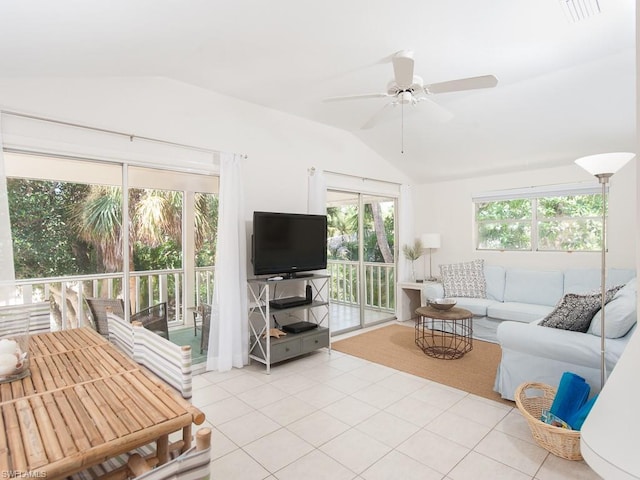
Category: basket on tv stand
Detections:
[{"x1": 247, "y1": 274, "x2": 331, "y2": 373}]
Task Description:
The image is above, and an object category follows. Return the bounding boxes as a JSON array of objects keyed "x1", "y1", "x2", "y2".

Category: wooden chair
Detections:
[
  {"x1": 127, "y1": 428, "x2": 211, "y2": 480},
  {"x1": 86, "y1": 298, "x2": 169, "y2": 339}
]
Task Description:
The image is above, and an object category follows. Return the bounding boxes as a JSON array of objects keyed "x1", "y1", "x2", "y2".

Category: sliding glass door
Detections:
[
  {"x1": 3, "y1": 151, "x2": 218, "y2": 333},
  {"x1": 327, "y1": 190, "x2": 396, "y2": 334}
]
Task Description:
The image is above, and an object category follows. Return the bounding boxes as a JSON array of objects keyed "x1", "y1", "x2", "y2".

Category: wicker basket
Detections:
[{"x1": 514, "y1": 382, "x2": 583, "y2": 461}]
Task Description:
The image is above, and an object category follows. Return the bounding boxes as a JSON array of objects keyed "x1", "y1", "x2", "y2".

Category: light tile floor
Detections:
[{"x1": 192, "y1": 328, "x2": 602, "y2": 480}]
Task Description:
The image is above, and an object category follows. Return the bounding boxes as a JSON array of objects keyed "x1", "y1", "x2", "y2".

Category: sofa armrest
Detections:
[
  {"x1": 497, "y1": 320, "x2": 628, "y2": 369},
  {"x1": 422, "y1": 282, "x2": 445, "y2": 304}
]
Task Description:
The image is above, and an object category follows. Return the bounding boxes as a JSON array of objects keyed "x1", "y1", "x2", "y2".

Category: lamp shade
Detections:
[
  {"x1": 575, "y1": 152, "x2": 635, "y2": 176},
  {"x1": 421, "y1": 233, "x2": 441, "y2": 249}
]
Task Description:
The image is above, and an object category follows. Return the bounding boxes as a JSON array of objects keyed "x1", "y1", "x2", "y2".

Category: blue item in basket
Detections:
[
  {"x1": 565, "y1": 394, "x2": 599, "y2": 430},
  {"x1": 550, "y1": 372, "x2": 590, "y2": 426}
]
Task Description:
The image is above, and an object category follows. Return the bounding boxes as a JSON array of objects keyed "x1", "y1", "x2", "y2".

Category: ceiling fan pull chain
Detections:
[{"x1": 401, "y1": 101, "x2": 404, "y2": 154}]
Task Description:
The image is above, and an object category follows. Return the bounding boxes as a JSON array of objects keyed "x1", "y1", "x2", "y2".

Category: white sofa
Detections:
[{"x1": 423, "y1": 265, "x2": 637, "y2": 401}]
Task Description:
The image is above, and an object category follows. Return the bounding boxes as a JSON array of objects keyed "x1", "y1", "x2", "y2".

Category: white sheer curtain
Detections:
[
  {"x1": 307, "y1": 168, "x2": 326, "y2": 215},
  {"x1": 397, "y1": 184, "x2": 414, "y2": 282},
  {"x1": 0, "y1": 122, "x2": 16, "y2": 304},
  {"x1": 206, "y1": 152, "x2": 248, "y2": 371}
]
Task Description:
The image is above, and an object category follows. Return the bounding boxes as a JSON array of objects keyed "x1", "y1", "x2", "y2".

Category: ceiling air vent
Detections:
[{"x1": 559, "y1": 0, "x2": 601, "y2": 22}]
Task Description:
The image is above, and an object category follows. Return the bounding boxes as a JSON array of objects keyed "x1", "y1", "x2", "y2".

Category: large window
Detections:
[
  {"x1": 474, "y1": 184, "x2": 604, "y2": 252},
  {"x1": 3, "y1": 152, "x2": 218, "y2": 328}
]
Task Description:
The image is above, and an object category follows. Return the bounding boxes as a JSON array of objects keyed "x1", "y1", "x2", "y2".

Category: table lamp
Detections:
[{"x1": 421, "y1": 233, "x2": 441, "y2": 281}]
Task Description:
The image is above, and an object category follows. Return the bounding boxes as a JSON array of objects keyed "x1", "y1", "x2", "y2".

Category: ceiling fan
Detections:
[{"x1": 323, "y1": 50, "x2": 498, "y2": 131}]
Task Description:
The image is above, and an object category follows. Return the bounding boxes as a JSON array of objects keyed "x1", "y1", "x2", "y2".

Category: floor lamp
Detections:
[
  {"x1": 421, "y1": 233, "x2": 441, "y2": 282},
  {"x1": 575, "y1": 152, "x2": 634, "y2": 389}
]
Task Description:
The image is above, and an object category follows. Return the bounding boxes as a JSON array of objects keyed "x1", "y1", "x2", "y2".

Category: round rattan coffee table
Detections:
[{"x1": 415, "y1": 305, "x2": 473, "y2": 359}]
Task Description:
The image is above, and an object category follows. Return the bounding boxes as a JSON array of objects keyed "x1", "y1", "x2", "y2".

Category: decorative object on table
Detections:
[
  {"x1": 575, "y1": 151, "x2": 634, "y2": 389},
  {"x1": 402, "y1": 238, "x2": 423, "y2": 282},
  {"x1": 515, "y1": 382, "x2": 583, "y2": 461},
  {"x1": 0, "y1": 309, "x2": 30, "y2": 383},
  {"x1": 421, "y1": 233, "x2": 441, "y2": 281},
  {"x1": 426, "y1": 298, "x2": 457, "y2": 310}
]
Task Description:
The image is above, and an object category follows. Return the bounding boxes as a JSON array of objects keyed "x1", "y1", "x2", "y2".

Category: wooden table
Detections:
[
  {"x1": 415, "y1": 305, "x2": 474, "y2": 359},
  {"x1": 0, "y1": 328, "x2": 205, "y2": 479}
]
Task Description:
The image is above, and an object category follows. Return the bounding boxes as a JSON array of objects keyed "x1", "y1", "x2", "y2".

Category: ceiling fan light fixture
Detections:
[
  {"x1": 400, "y1": 91, "x2": 412, "y2": 104},
  {"x1": 559, "y1": 0, "x2": 601, "y2": 23}
]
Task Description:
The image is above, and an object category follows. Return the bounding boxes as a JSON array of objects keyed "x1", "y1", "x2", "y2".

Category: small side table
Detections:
[{"x1": 415, "y1": 305, "x2": 473, "y2": 359}]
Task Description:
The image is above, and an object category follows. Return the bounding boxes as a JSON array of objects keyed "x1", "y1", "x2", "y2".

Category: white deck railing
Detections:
[
  {"x1": 13, "y1": 266, "x2": 215, "y2": 330},
  {"x1": 14, "y1": 261, "x2": 394, "y2": 330},
  {"x1": 327, "y1": 260, "x2": 395, "y2": 313}
]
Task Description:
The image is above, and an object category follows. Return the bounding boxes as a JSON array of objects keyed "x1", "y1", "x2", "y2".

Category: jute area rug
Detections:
[{"x1": 332, "y1": 324, "x2": 511, "y2": 405}]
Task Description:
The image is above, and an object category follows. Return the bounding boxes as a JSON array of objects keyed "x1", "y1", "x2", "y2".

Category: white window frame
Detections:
[{"x1": 472, "y1": 182, "x2": 605, "y2": 252}]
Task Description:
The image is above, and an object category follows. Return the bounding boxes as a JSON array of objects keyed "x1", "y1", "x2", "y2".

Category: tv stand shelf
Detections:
[
  {"x1": 247, "y1": 274, "x2": 330, "y2": 373},
  {"x1": 250, "y1": 327, "x2": 329, "y2": 364}
]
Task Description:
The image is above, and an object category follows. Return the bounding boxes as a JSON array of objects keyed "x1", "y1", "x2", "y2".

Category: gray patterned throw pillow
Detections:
[
  {"x1": 440, "y1": 259, "x2": 486, "y2": 298},
  {"x1": 539, "y1": 285, "x2": 624, "y2": 332}
]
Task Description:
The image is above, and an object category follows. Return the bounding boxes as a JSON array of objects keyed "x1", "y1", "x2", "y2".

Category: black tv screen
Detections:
[{"x1": 252, "y1": 211, "x2": 327, "y2": 276}]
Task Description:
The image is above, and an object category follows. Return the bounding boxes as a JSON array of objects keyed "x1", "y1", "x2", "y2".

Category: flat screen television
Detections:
[{"x1": 252, "y1": 211, "x2": 327, "y2": 277}]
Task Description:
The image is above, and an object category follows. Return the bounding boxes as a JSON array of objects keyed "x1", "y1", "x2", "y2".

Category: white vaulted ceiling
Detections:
[{"x1": 0, "y1": 0, "x2": 635, "y2": 182}]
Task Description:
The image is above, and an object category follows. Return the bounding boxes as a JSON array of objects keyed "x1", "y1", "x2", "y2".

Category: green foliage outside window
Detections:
[
  {"x1": 327, "y1": 200, "x2": 396, "y2": 310},
  {"x1": 8, "y1": 178, "x2": 218, "y2": 279},
  {"x1": 476, "y1": 193, "x2": 603, "y2": 252},
  {"x1": 536, "y1": 194, "x2": 603, "y2": 251},
  {"x1": 8, "y1": 179, "x2": 94, "y2": 278},
  {"x1": 476, "y1": 198, "x2": 532, "y2": 221},
  {"x1": 476, "y1": 199, "x2": 532, "y2": 250},
  {"x1": 477, "y1": 222, "x2": 532, "y2": 250}
]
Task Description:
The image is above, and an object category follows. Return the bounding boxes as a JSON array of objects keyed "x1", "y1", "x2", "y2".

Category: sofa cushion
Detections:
[
  {"x1": 450, "y1": 297, "x2": 496, "y2": 317},
  {"x1": 564, "y1": 268, "x2": 636, "y2": 294},
  {"x1": 539, "y1": 286, "x2": 623, "y2": 332},
  {"x1": 503, "y1": 269, "x2": 563, "y2": 306},
  {"x1": 440, "y1": 259, "x2": 486, "y2": 298},
  {"x1": 608, "y1": 269, "x2": 637, "y2": 288},
  {"x1": 589, "y1": 279, "x2": 637, "y2": 338},
  {"x1": 488, "y1": 302, "x2": 553, "y2": 323},
  {"x1": 484, "y1": 265, "x2": 506, "y2": 302},
  {"x1": 563, "y1": 269, "x2": 603, "y2": 294}
]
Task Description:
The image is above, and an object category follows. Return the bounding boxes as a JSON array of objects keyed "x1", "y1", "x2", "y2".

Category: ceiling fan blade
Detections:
[
  {"x1": 392, "y1": 50, "x2": 415, "y2": 88},
  {"x1": 425, "y1": 74, "x2": 498, "y2": 94},
  {"x1": 417, "y1": 97, "x2": 455, "y2": 123},
  {"x1": 361, "y1": 103, "x2": 396, "y2": 130},
  {"x1": 323, "y1": 93, "x2": 390, "y2": 102}
]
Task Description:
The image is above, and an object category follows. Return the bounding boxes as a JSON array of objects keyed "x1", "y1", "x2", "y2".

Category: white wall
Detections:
[
  {"x1": 0, "y1": 76, "x2": 410, "y2": 218},
  {"x1": 1, "y1": 76, "x2": 636, "y2": 279},
  {"x1": 412, "y1": 160, "x2": 637, "y2": 277}
]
